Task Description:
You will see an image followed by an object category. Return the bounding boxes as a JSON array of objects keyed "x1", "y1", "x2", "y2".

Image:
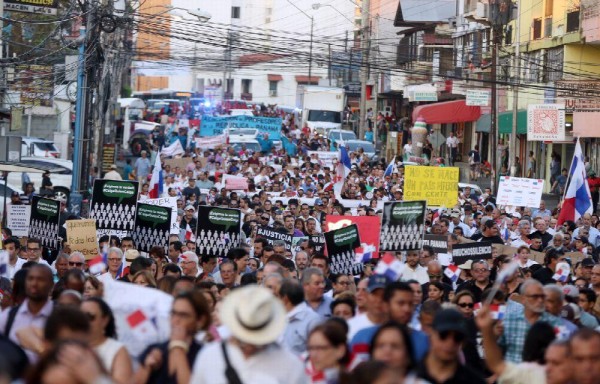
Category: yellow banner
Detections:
[{"x1": 403, "y1": 166, "x2": 460, "y2": 207}]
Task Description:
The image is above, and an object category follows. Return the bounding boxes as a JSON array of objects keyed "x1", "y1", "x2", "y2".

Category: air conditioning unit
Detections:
[{"x1": 269, "y1": 90, "x2": 277, "y2": 96}]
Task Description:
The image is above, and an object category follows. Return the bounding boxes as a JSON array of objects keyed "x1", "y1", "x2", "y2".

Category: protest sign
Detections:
[
  {"x1": 196, "y1": 206, "x2": 241, "y2": 258},
  {"x1": 102, "y1": 279, "x2": 172, "y2": 359},
  {"x1": 403, "y1": 166, "x2": 459, "y2": 207},
  {"x1": 307, "y1": 151, "x2": 338, "y2": 168},
  {"x1": 132, "y1": 203, "x2": 172, "y2": 253},
  {"x1": 90, "y1": 179, "x2": 139, "y2": 238},
  {"x1": 292, "y1": 235, "x2": 325, "y2": 256},
  {"x1": 496, "y1": 176, "x2": 545, "y2": 208},
  {"x1": 163, "y1": 157, "x2": 197, "y2": 172},
  {"x1": 325, "y1": 215, "x2": 381, "y2": 255},
  {"x1": 452, "y1": 242, "x2": 493, "y2": 264},
  {"x1": 29, "y1": 196, "x2": 60, "y2": 250},
  {"x1": 222, "y1": 174, "x2": 249, "y2": 190},
  {"x1": 380, "y1": 201, "x2": 426, "y2": 252},
  {"x1": 200, "y1": 115, "x2": 282, "y2": 139},
  {"x1": 66, "y1": 219, "x2": 99, "y2": 259},
  {"x1": 256, "y1": 226, "x2": 293, "y2": 252},
  {"x1": 194, "y1": 134, "x2": 226, "y2": 149},
  {"x1": 7, "y1": 205, "x2": 31, "y2": 237},
  {"x1": 144, "y1": 197, "x2": 179, "y2": 234},
  {"x1": 324, "y1": 224, "x2": 363, "y2": 275},
  {"x1": 423, "y1": 234, "x2": 449, "y2": 254}
]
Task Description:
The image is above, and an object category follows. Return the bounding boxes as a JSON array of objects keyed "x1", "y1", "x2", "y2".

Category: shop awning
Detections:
[
  {"x1": 476, "y1": 113, "x2": 491, "y2": 133},
  {"x1": 412, "y1": 100, "x2": 481, "y2": 124},
  {"x1": 498, "y1": 110, "x2": 527, "y2": 134},
  {"x1": 268, "y1": 74, "x2": 283, "y2": 81}
]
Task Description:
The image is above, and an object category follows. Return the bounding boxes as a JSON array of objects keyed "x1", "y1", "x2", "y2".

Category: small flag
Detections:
[
  {"x1": 185, "y1": 224, "x2": 196, "y2": 242},
  {"x1": 552, "y1": 262, "x2": 571, "y2": 283},
  {"x1": 384, "y1": 158, "x2": 396, "y2": 177},
  {"x1": 444, "y1": 264, "x2": 461, "y2": 283},
  {"x1": 474, "y1": 303, "x2": 506, "y2": 320},
  {"x1": 88, "y1": 255, "x2": 106, "y2": 275},
  {"x1": 374, "y1": 252, "x2": 404, "y2": 281},
  {"x1": 149, "y1": 154, "x2": 164, "y2": 199},
  {"x1": 554, "y1": 325, "x2": 570, "y2": 340},
  {"x1": 557, "y1": 138, "x2": 593, "y2": 225},
  {"x1": 354, "y1": 243, "x2": 376, "y2": 264}
]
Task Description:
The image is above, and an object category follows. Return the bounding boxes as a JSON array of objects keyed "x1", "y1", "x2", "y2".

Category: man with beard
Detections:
[{"x1": 294, "y1": 251, "x2": 309, "y2": 279}]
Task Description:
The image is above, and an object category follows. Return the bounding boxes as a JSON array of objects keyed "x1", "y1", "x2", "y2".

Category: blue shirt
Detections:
[
  {"x1": 281, "y1": 303, "x2": 323, "y2": 354},
  {"x1": 350, "y1": 325, "x2": 429, "y2": 363},
  {"x1": 306, "y1": 296, "x2": 333, "y2": 318}
]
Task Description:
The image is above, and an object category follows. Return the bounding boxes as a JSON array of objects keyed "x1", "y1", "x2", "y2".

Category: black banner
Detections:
[
  {"x1": 452, "y1": 242, "x2": 493, "y2": 264},
  {"x1": 380, "y1": 201, "x2": 427, "y2": 251},
  {"x1": 29, "y1": 196, "x2": 60, "y2": 250},
  {"x1": 324, "y1": 224, "x2": 362, "y2": 275},
  {"x1": 89, "y1": 179, "x2": 139, "y2": 238},
  {"x1": 423, "y1": 234, "x2": 449, "y2": 254},
  {"x1": 132, "y1": 203, "x2": 172, "y2": 253},
  {"x1": 196, "y1": 206, "x2": 241, "y2": 258},
  {"x1": 256, "y1": 226, "x2": 293, "y2": 252}
]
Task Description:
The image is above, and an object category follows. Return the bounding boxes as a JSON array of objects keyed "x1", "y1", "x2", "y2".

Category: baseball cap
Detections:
[
  {"x1": 184, "y1": 205, "x2": 195, "y2": 211},
  {"x1": 315, "y1": 198, "x2": 324, "y2": 206},
  {"x1": 367, "y1": 275, "x2": 390, "y2": 293},
  {"x1": 562, "y1": 285, "x2": 579, "y2": 299},
  {"x1": 432, "y1": 308, "x2": 468, "y2": 336}
]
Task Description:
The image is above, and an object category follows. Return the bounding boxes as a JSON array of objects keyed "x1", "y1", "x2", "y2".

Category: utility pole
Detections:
[
  {"x1": 221, "y1": 30, "x2": 230, "y2": 102},
  {"x1": 308, "y1": 16, "x2": 314, "y2": 82},
  {"x1": 510, "y1": 4, "x2": 521, "y2": 176},
  {"x1": 358, "y1": 0, "x2": 370, "y2": 140},
  {"x1": 490, "y1": 29, "x2": 499, "y2": 193}
]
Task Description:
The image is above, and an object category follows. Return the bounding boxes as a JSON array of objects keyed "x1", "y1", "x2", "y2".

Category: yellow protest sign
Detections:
[
  {"x1": 403, "y1": 166, "x2": 460, "y2": 207},
  {"x1": 66, "y1": 219, "x2": 99, "y2": 260}
]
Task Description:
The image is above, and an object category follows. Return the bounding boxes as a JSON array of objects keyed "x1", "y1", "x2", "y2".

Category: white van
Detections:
[{"x1": 11, "y1": 136, "x2": 61, "y2": 158}]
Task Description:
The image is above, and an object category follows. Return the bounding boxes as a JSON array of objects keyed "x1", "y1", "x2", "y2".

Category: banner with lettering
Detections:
[
  {"x1": 256, "y1": 226, "x2": 293, "y2": 253},
  {"x1": 200, "y1": 115, "x2": 282, "y2": 139},
  {"x1": 380, "y1": 201, "x2": 427, "y2": 252},
  {"x1": 90, "y1": 179, "x2": 139, "y2": 239},
  {"x1": 324, "y1": 224, "x2": 362, "y2": 275},
  {"x1": 29, "y1": 196, "x2": 60, "y2": 250},
  {"x1": 7, "y1": 205, "x2": 31, "y2": 237},
  {"x1": 324, "y1": 215, "x2": 381, "y2": 255},
  {"x1": 144, "y1": 197, "x2": 179, "y2": 234},
  {"x1": 452, "y1": 242, "x2": 493, "y2": 264},
  {"x1": 403, "y1": 166, "x2": 459, "y2": 207},
  {"x1": 132, "y1": 203, "x2": 172, "y2": 253},
  {"x1": 196, "y1": 206, "x2": 241, "y2": 258}
]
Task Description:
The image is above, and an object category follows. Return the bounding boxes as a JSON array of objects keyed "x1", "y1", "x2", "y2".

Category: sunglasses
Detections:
[
  {"x1": 428, "y1": 274, "x2": 442, "y2": 278},
  {"x1": 69, "y1": 262, "x2": 84, "y2": 267},
  {"x1": 439, "y1": 330, "x2": 465, "y2": 343},
  {"x1": 458, "y1": 302, "x2": 474, "y2": 308}
]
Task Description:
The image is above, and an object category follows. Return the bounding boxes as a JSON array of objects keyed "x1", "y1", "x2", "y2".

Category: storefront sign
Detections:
[
  {"x1": 466, "y1": 90, "x2": 491, "y2": 106},
  {"x1": 527, "y1": 104, "x2": 565, "y2": 141}
]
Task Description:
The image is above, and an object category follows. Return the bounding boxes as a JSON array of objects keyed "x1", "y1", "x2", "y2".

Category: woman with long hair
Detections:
[{"x1": 81, "y1": 297, "x2": 133, "y2": 384}]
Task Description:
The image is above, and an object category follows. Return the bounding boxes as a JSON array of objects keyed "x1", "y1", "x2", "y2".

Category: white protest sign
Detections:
[
  {"x1": 496, "y1": 176, "x2": 545, "y2": 208},
  {"x1": 143, "y1": 196, "x2": 179, "y2": 234},
  {"x1": 307, "y1": 151, "x2": 338, "y2": 168},
  {"x1": 194, "y1": 134, "x2": 226, "y2": 149},
  {"x1": 7, "y1": 205, "x2": 31, "y2": 237}
]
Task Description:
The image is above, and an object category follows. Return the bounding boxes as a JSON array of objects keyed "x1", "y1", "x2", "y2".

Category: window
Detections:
[
  {"x1": 545, "y1": 17, "x2": 552, "y2": 37},
  {"x1": 241, "y1": 79, "x2": 252, "y2": 94},
  {"x1": 269, "y1": 81, "x2": 277, "y2": 96},
  {"x1": 231, "y1": 6, "x2": 240, "y2": 19},
  {"x1": 566, "y1": 9, "x2": 580, "y2": 32},
  {"x1": 532, "y1": 18, "x2": 542, "y2": 39}
]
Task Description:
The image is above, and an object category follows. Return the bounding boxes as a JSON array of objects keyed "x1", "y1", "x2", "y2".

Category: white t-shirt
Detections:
[{"x1": 347, "y1": 313, "x2": 375, "y2": 341}]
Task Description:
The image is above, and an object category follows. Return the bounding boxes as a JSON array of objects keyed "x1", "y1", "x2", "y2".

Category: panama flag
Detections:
[
  {"x1": 384, "y1": 158, "x2": 396, "y2": 177},
  {"x1": 354, "y1": 243, "x2": 376, "y2": 264},
  {"x1": 148, "y1": 155, "x2": 163, "y2": 199},
  {"x1": 552, "y1": 262, "x2": 571, "y2": 283},
  {"x1": 557, "y1": 139, "x2": 592, "y2": 225},
  {"x1": 185, "y1": 224, "x2": 196, "y2": 242},
  {"x1": 88, "y1": 255, "x2": 106, "y2": 275},
  {"x1": 374, "y1": 252, "x2": 405, "y2": 281},
  {"x1": 444, "y1": 264, "x2": 461, "y2": 283},
  {"x1": 474, "y1": 303, "x2": 506, "y2": 320},
  {"x1": 339, "y1": 145, "x2": 352, "y2": 176}
]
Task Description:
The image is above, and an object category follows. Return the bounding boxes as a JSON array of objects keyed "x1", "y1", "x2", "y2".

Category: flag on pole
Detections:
[
  {"x1": 474, "y1": 303, "x2": 506, "y2": 320},
  {"x1": 374, "y1": 252, "x2": 405, "y2": 281},
  {"x1": 339, "y1": 146, "x2": 352, "y2": 176},
  {"x1": 148, "y1": 155, "x2": 163, "y2": 199},
  {"x1": 354, "y1": 243, "x2": 376, "y2": 264},
  {"x1": 557, "y1": 139, "x2": 592, "y2": 225},
  {"x1": 185, "y1": 224, "x2": 196, "y2": 242},
  {"x1": 384, "y1": 158, "x2": 396, "y2": 177}
]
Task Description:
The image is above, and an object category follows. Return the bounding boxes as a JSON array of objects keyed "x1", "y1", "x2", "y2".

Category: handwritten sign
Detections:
[
  {"x1": 403, "y1": 166, "x2": 459, "y2": 207},
  {"x1": 7, "y1": 205, "x2": 31, "y2": 237},
  {"x1": 497, "y1": 176, "x2": 545, "y2": 208},
  {"x1": 66, "y1": 219, "x2": 99, "y2": 259}
]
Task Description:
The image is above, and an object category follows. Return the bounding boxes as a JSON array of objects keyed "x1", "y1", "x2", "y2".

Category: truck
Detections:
[{"x1": 296, "y1": 86, "x2": 345, "y2": 135}]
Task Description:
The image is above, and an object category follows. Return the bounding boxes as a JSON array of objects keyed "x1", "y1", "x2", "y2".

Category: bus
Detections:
[{"x1": 131, "y1": 89, "x2": 192, "y2": 102}]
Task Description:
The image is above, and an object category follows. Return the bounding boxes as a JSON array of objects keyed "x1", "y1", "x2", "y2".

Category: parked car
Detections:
[
  {"x1": 345, "y1": 140, "x2": 379, "y2": 165},
  {"x1": 8, "y1": 136, "x2": 61, "y2": 158},
  {"x1": 327, "y1": 129, "x2": 357, "y2": 145},
  {"x1": 7, "y1": 157, "x2": 73, "y2": 201}
]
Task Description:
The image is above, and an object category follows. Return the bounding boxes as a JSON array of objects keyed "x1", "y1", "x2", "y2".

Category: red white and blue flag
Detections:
[
  {"x1": 185, "y1": 224, "x2": 196, "y2": 242},
  {"x1": 474, "y1": 303, "x2": 506, "y2": 320},
  {"x1": 552, "y1": 262, "x2": 571, "y2": 283},
  {"x1": 444, "y1": 264, "x2": 461, "y2": 283},
  {"x1": 88, "y1": 254, "x2": 106, "y2": 275},
  {"x1": 148, "y1": 155, "x2": 163, "y2": 199},
  {"x1": 374, "y1": 252, "x2": 405, "y2": 281},
  {"x1": 354, "y1": 243, "x2": 376, "y2": 264},
  {"x1": 557, "y1": 139, "x2": 592, "y2": 225}
]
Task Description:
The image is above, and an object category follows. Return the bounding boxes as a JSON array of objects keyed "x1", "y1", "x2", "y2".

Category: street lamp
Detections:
[{"x1": 286, "y1": 0, "x2": 314, "y2": 83}]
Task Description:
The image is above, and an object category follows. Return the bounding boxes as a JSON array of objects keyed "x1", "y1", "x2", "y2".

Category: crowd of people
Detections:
[{"x1": 1, "y1": 114, "x2": 600, "y2": 384}]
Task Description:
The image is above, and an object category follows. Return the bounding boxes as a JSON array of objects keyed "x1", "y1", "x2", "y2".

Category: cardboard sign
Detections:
[
  {"x1": 6, "y1": 205, "x2": 31, "y2": 237},
  {"x1": 162, "y1": 157, "x2": 196, "y2": 172},
  {"x1": 403, "y1": 166, "x2": 459, "y2": 207},
  {"x1": 66, "y1": 219, "x2": 99, "y2": 259},
  {"x1": 324, "y1": 224, "x2": 363, "y2": 275},
  {"x1": 497, "y1": 176, "x2": 545, "y2": 208},
  {"x1": 380, "y1": 201, "x2": 427, "y2": 252},
  {"x1": 256, "y1": 226, "x2": 293, "y2": 252},
  {"x1": 452, "y1": 242, "x2": 493, "y2": 264},
  {"x1": 29, "y1": 196, "x2": 60, "y2": 250}
]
